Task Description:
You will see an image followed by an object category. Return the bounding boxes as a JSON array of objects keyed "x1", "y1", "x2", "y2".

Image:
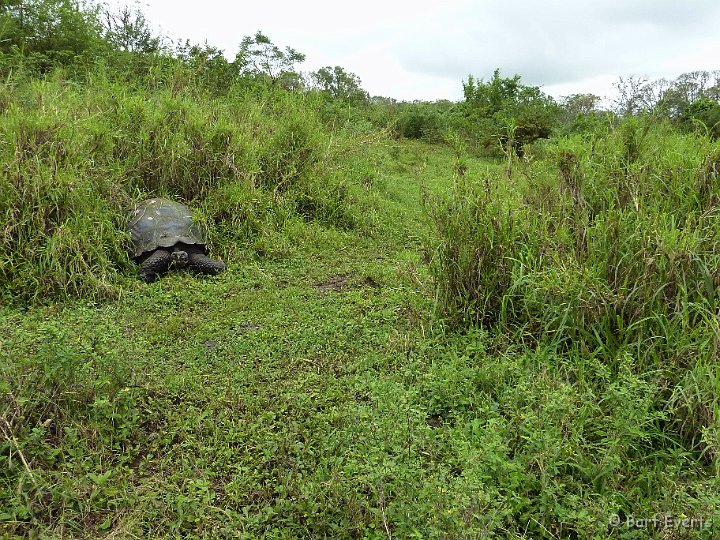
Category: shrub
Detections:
[
  {"x1": 682, "y1": 98, "x2": 720, "y2": 139},
  {"x1": 395, "y1": 104, "x2": 449, "y2": 143},
  {"x1": 461, "y1": 69, "x2": 559, "y2": 155},
  {"x1": 0, "y1": 0, "x2": 109, "y2": 73}
]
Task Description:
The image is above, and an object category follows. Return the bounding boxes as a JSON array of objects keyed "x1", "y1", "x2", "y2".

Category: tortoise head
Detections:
[{"x1": 170, "y1": 250, "x2": 189, "y2": 269}]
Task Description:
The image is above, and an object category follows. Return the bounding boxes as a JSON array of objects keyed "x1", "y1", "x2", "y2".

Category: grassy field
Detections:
[
  {"x1": 2, "y1": 4, "x2": 720, "y2": 537},
  {"x1": 2, "y1": 135, "x2": 719, "y2": 538}
]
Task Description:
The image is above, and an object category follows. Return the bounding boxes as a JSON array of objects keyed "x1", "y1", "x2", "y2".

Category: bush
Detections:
[
  {"x1": 0, "y1": 0, "x2": 109, "y2": 73},
  {"x1": 395, "y1": 104, "x2": 449, "y2": 143},
  {"x1": 682, "y1": 98, "x2": 720, "y2": 139},
  {"x1": 461, "y1": 69, "x2": 559, "y2": 155}
]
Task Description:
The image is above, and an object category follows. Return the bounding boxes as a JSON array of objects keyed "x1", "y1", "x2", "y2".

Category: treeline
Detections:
[
  {"x1": 3, "y1": 1, "x2": 720, "y2": 154},
  {"x1": 396, "y1": 68, "x2": 720, "y2": 154},
  {"x1": 0, "y1": 1, "x2": 369, "y2": 102}
]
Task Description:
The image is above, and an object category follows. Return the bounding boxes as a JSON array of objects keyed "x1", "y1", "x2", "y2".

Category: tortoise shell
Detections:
[{"x1": 127, "y1": 198, "x2": 207, "y2": 259}]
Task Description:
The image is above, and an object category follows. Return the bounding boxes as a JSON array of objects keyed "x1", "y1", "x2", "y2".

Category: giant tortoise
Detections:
[{"x1": 127, "y1": 198, "x2": 226, "y2": 282}]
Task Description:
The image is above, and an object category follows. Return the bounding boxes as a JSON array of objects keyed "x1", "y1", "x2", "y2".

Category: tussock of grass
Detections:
[{"x1": 431, "y1": 118, "x2": 719, "y2": 342}]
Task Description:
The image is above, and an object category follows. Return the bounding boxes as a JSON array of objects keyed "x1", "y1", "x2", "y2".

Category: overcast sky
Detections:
[{"x1": 104, "y1": 0, "x2": 720, "y2": 103}]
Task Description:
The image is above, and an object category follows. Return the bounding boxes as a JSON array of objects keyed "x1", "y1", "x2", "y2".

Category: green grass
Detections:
[
  {"x1": 3, "y1": 7, "x2": 719, "y2": 537},
  {"x1": 2, "y1": 138, "x2": 719, "y2": 538},
  {"x1": 0, "y1": 74, "x2": 374, "y2": 303}
]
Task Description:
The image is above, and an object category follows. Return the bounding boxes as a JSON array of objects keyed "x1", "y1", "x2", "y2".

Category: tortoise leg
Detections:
[
  {"x1": 187, "y1": 252, "x2": 226, "y2": 276},
  {"x1": 139, "y1": 249, "x2": 172, "y2": 282}
]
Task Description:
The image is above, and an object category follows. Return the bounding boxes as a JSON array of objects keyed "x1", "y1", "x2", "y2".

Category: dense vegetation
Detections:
[{"x1": 2, "y1": 1, "x2": 720, "y2": 538}]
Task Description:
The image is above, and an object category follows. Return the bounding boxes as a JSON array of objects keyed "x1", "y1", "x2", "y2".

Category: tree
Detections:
[
  {"x1": 561, "y1": 93, "x2": 601, "y2": 116},
  {"x1": 682, "y1": 98, "x2": 720, "y2": 139},
  {"x1": 0, "y1": 0, "x2": 107, "y2": 71},
  {"x1": 655, "y1": 71, "x2": 720, "y2": 121},
  {"x1": 462, "y1": 68, "x2": 558, "y2": 154},
  {"x1": 612, "y1": 75, "x2": 658, "y2": 116},
  {"x1": 235, "y1": 31, "x2": 305, "y2": 87},
  {"x1": 175, "y1": 41, "x2": 242, "y2": 93},
  {"x1": 102, "y1": 2, "x2": 161, "y2": 54},
  {"x1": 613, "y1": 71, "x2": 720, "y2": 124},
  {"x1": 310, "y1": 66, "x2": 368, "y2": 103},
  {"x1": 555, "y1": 93, "x2": 612, "y2": 135}
]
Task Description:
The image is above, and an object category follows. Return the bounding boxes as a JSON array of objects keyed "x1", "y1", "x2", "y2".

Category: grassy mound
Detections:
[{"x1": 0, "y1": 74, "x2": 378, "y2": 303}]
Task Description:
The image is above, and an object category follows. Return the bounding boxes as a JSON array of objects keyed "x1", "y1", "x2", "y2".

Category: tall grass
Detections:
[
  {"x1": 428, "y1": 116, "x2": 720, "y2": 468},
  {"x1": 430, "y1": 117, "x2": 719, "y2": 344},
  {"x1": 0, "y1": 71, "x2": 375, "y2": 303}
]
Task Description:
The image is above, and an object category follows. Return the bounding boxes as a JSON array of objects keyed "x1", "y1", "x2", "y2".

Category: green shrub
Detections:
[
  {"x1": 461, "y1": 69, "x2": 559, "y2": 155},
  {"x1": 396, "y1": 105, "x2": 449, "y2": 143},
  {"x1": 0, "y1": 0, "x2": 109, "y2": 74},
  {"x1": 683, "y1": 98, "x2": 720, "y2": 140}
]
